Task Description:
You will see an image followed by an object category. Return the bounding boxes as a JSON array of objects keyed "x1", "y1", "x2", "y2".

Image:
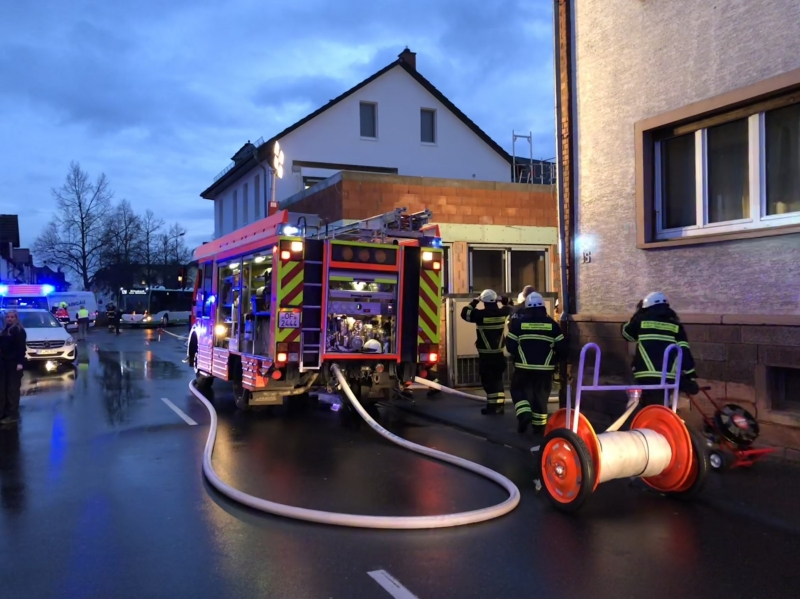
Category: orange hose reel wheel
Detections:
[
  {"x1": 546, "y1": 409, "x2": 602, "y2": 491},
  {"x1": 540, "y1": 429, "x2": 596, "y2": 511},
  {"x1": 631, "y1": 405, "x2": 693, "y2": 493}
]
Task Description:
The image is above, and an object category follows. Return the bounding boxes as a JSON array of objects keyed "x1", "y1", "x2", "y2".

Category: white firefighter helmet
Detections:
[
  {"x1": 363, "y1": 338, "x2": 383, "y2": 353},
  {"x1": 479, "y1": 289, "x2": 498, "y2": 303},
  {"x1": 525, "y1": 292, "x2": 545, "y2": 308},
  {"x1": 642, "y1": 291, "x2": 669, "y2": 309}
]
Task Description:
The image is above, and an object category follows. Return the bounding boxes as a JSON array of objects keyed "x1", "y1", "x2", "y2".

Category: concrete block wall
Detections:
[{"x1": 569, "y1": 314, "x2": 800, "y2": 455}]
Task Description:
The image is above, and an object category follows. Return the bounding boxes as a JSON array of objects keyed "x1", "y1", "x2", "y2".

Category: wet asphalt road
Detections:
[{"x1": 0, "y1": 330, "x2": 797, "y2": 599}]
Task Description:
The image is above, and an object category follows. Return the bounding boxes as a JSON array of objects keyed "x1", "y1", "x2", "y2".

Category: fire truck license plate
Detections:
[{"x1": 279, "y1": 311, "x2": 300, "y2": 328}]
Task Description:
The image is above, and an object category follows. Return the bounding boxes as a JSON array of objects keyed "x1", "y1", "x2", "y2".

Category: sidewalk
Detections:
[{"x1": 391, "y1": 389, "x2": 800, "y2": 533}]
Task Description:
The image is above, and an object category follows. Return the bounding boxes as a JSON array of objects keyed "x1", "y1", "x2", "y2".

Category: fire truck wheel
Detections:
[{"x1": 233, "y1": 383, "x2": 252, "y2": 411}]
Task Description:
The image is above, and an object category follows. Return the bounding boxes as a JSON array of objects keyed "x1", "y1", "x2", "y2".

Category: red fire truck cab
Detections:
[{"x1": 187, "y1": 208, "x2": 443, "y2": 411}]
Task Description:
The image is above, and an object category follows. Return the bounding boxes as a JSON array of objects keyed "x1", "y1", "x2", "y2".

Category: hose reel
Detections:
[{"x1": 536, "y1": 343, "x2": 709, "y2": 512}]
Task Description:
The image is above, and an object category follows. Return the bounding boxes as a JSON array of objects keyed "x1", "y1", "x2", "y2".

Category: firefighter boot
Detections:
[
  {"x1": 514, "y1": 400, "x2": 533, "y2": 433},
  {"x1": 481, "y1": 391, "x2": 506, "y2": 415}
]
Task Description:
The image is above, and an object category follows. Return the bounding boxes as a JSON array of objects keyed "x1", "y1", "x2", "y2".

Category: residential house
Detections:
[{"x1": 556, "y1": 1, "x2": 800, "y2": 452}]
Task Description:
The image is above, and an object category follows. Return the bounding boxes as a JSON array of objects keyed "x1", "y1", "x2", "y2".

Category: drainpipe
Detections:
[
  {"x1": 553, "y1": 0, "x2": 572, "y2": 409},
  {"x1": 553, "y1": 0, "x2": 570, "y2": 322}
]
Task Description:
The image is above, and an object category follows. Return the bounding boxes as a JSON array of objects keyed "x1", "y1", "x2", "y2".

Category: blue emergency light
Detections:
[
  {"x1": 0, "y1": 285, "x2": 7, "y2": 296},
  {"x1": 42, "y1": 284, "x2": 55, "y2": 295}
]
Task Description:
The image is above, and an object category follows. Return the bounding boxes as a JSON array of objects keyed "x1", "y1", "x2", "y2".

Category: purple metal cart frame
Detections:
[{"x1": 565, "y1": 342, "x2": 684, "y2": 434}]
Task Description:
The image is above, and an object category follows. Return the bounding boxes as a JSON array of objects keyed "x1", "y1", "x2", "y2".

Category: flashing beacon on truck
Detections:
[{"x1": 187, "y1": 208, "x2": 444, "y2": 412}]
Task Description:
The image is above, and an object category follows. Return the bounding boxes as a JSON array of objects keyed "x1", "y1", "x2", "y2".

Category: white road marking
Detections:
[
  {"x1": 161, "y1": 398, "x2": 197, "y2": 425},
  {"x1": 368, "y1": 570, "x2": 420, "y2": 599}
]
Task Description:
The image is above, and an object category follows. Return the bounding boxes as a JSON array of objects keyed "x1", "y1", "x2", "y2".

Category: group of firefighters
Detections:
[{"x1": 461, "y1": 288, "x2": 698, "y2": 435}]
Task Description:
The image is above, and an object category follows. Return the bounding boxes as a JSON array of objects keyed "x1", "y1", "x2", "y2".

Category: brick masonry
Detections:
[
  {"x1": 283, "y1": 171, "x2": 557, "y2": 228},
  {"x1": 569, "y1": 314, "x2": 800, "y2": 453}
]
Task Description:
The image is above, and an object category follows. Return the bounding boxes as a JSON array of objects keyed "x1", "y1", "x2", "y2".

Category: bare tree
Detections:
[
  {"x1": 102, "y1": 199, "x2": 143, "y2": 266},
  {"x1": 34, "y1": 162, "x2": 113, "y2": 289},
  {"x1": 140, "y1": 209, "x2": 164, "y2": 285}
]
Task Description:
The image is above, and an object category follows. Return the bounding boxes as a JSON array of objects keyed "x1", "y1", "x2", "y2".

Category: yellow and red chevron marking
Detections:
[
  {"x1": 278, "y1": 260, "x2": 304, "y2": 308},
  {"x1": 275, "y1": 259, "x2": 304, "y2": 343},
  {"x1": 418, "y1": 264, "x2": 442, "y2": 345}
]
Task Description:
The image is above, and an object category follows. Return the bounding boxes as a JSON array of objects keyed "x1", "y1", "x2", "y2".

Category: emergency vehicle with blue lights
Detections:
[
  {"x1": 187, "y1": 208, "x2": 443, "y2": 411},
  {"x1": 0, "y1": 284, "x2": 98, "y2": 329}
]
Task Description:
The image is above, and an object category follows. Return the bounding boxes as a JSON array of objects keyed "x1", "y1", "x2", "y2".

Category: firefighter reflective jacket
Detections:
[
  {"x1": 506, "y1": 307, "x2": 567, "y2": 371},
  {"x1": 621, "y1": 305, "x2": 696, "y2": 380},
  {"x1": 460, "y1": 300, "x2": 513, "y2": 354}
]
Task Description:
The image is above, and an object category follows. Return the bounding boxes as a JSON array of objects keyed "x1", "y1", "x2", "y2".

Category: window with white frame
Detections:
[
  {"x1": 232, "y1": 189, "x2": 238, "y2": 229},
  {"x1": 468, "y1": 246, "x2": 548, "y2": 295},
  {"x1": 421, "y1": 108, "x2": 436, "y2": 143},
  {"x1": 360, "y1": 102, "x2": 377, "y2": 138},
  {"x1": 655, "y1": 100, "x2": 800, "y2": 240}
]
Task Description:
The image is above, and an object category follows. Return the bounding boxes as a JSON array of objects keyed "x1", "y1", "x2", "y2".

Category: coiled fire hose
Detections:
[{"x1": 188, "y1": 365, "x2": 520, "y2": 529}]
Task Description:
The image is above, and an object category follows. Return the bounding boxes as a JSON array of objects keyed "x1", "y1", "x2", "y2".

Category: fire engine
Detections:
[{"x1": 187, "y1": 207, "x2": 443, "y2": 413}]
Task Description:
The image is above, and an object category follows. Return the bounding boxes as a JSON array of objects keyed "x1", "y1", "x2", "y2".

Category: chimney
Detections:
[{"x1": 398, "y1": 47, "x2": 416, "y2": 71}]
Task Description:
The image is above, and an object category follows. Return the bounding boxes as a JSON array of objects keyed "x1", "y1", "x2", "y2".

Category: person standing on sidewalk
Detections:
[
  {"x1": 0, "y1": 311, "x2": 27, "y2": 425},
  {"x1": 506, "y1": 292, "x2": 567, "y2": 434},
  {"x1": 77, "y1": 306, "x2": 90, "y2": 340},
  {"x1": 460, "y1": 289, "x2": 512, "y2": 415}
]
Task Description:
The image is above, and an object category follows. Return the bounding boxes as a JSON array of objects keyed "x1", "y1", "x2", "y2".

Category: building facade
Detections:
[
  {"x1": 557, "y1": 0, "x2": 800, "y2": 452},
  {"x1": 202, "y1": 49, "x2": 516, "y2": 239}
]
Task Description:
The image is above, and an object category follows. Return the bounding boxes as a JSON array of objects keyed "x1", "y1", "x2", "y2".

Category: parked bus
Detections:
[{"x1": 118, "y1": 286, "x2": 193, "y2": 327}]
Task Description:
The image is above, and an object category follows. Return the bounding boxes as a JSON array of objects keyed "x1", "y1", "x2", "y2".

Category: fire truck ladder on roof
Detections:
[{"x1": 313, "y1": 208, "x2": 434, "y2": 243}]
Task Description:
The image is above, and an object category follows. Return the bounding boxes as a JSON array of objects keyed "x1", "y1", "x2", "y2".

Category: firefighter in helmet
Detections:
[
  {"x1": 621, "y1": 292, "x2": 699, "y2": 408},
  {"x1": 460, "y1": 289, "x2": 512, "y2": 415},
  {"x1": 506, "y1": 292, "x2": 568, "y2": 434}
]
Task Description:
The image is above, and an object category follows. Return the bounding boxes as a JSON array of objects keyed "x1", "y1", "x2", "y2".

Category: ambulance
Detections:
[{"x1": 187, "y1": 208, "x2": 443, "y2": 412}]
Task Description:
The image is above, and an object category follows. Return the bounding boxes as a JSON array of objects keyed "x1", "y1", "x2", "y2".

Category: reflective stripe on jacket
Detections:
[
  {"x1": 460, "y1": 302, "x2": 513, "y2": 355},
  {"x1": 506, "y1": 308, "x2": 567, "y2": 371},
  {"x1": 621, "y1": 309, "x2": 696, "y2": 379}
]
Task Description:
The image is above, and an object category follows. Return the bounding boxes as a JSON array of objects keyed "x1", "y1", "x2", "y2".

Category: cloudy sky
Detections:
[{"x1": 0, "y1": 0, "x2": 555, "y2": 252}]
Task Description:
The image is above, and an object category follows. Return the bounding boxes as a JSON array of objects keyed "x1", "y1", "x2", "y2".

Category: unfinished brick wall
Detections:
[{"x1": 286, "y1": 173, "x2": 556, "y2": 228}]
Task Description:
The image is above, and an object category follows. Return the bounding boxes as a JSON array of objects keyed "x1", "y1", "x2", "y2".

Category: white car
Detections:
[{"x1": 7, "y1": 309, "x2": 78, "y2": 368}]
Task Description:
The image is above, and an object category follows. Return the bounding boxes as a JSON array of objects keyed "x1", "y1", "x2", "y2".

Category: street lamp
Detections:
[{"x1": 269, "y1": 141, "x2": 284, "y2": 216}]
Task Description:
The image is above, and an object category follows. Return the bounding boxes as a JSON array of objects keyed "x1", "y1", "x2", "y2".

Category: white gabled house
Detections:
[{"x1": 201, "y1": 49, "x2": 514, "y2": 238}]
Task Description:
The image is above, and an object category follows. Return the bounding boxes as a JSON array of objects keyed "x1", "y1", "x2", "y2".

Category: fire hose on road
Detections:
[
  {"x1": 188, "y1": 364, "x2": 520, "y2": 529},
  {"x1": 413, "y1": 376, "x2": 494, "y2": 402}
]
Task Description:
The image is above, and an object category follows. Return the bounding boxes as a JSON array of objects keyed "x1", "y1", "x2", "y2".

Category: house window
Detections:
[
  {"x1": 216, "y1": 199, "x2": 223, "y2": 236},
  {"x1": 360, "y1": 102, "x2": 377, "y2": 138},
  {"x1": 646, "y1": 90, "x2": 800, "y2": 243},
  {"x1": 303, "y1": 176, "x2": 326, "y2": 189},
  {"x1": 254, "y1": 175, "x2": 261, "y2": 219},
  {"x1": 768, "y1": 366, "x2": 800, "y2": 412},
  {"x1": 470, "y1": 249, "x2": 504, "y2": 293},
  {"x1": 765, "y1": 103, "x2": 800, "y2": 216},
  {"x1": 232, "y1": 189, "x2": 238, "y2": 229},
  {"x1": 421, "y1": 108, "x2": 436, "y2": 143},
  {"x1": 243, "y1": 183, "x2": 249, "y2": 224},
  {"x1": 468, "y1": 246, "x2": 549, "y2": 295}
]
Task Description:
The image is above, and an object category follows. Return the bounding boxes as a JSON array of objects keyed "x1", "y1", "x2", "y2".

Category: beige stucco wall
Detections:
[{"x1": 572, "y1": 0, "x2": 800, "y2": 315}]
